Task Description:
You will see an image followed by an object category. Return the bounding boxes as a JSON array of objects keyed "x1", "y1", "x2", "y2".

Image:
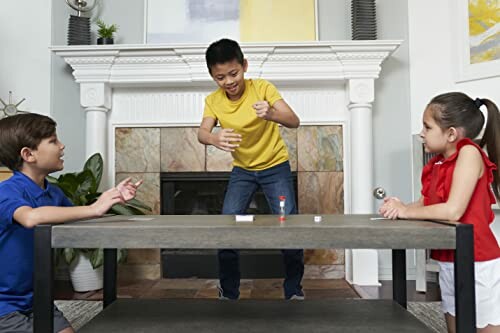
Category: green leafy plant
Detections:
[
  {"x1": 96, "y1": 19, "x2": 118, "y2": 39},
  {"x1": 48, "y1": 153, "x2": 151, "y2": 269}
]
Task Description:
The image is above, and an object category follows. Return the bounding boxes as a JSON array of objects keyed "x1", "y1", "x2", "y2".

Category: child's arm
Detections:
[
  {"x1": 198, "y1": 117, "x2": 241, "y2": 152},
  {"x1": 13, "y1": 187, "x2": 122, "y2": 228},
  {"x1": 253, "y1": 100, "x2": 300, "y2": 128},
  {"x1": 405, "y1": 197, "x2": 425, "y2": 209},
  {"x1": 379, "y1": 196, "x2": 424, "y2": 219},
  {"x1": 381, "y1": 145, "x2": 483, "y2": 221},
  {"x1": 13, "y1": 178, "x2": 142, "y2": 228}
]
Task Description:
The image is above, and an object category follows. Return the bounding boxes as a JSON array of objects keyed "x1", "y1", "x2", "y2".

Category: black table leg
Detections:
[
  {"x1": 455, "y1": 224, "x2": 475, "y2": 333},
  {"x1": 103, "y1": 248, "x2": 117, "y2": 308},
  {"x1": 392, "y1": 249, "x2": 407, "y2": 308},
  {"x1": 33, "y1": 225, "x2": 54, "y2": 333}
]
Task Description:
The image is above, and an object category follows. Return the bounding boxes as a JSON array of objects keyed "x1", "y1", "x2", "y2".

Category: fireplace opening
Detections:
[{"x1": 161, "y1": 172, "x2": 298, "y2": 278}]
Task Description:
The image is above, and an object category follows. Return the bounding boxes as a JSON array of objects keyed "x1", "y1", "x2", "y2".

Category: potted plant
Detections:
[
  {"x1": 48, "y1": 153, "x2": 151, "y2": 291},
  {"x1": 96, "y1": 19, "x2": 118, "y2": 45}
]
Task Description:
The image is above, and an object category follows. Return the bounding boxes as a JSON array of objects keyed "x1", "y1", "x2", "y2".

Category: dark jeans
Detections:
[{"x1": 218, "y1": 161, "x2": 304, "y2": 299}]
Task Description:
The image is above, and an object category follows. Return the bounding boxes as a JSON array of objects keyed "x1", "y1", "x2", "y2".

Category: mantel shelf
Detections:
[{"x1": 51, "y1": 40, "x2": 402, "y2": 86}]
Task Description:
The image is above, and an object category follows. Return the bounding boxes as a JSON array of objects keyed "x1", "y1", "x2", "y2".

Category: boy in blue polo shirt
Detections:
[{"x1": 0, "y1": 113, "x2": 142, "y2": 333}]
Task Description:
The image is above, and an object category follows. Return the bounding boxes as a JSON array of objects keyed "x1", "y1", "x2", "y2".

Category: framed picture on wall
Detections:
[
  {"x1": 454, "y1": 0, "x2": 500, "y2": 82},
  {"x1": 145, "y1": 0, "x2": 318, "y2": 44}
]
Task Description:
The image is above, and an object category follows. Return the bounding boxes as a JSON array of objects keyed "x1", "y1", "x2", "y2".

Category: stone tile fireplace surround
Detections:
[
  {"x1": 114, "y1": 125, "x2": 344, "y2": 280},
  {"x1": 53, "y1": 40, "x2": 400, "y2": 286}
]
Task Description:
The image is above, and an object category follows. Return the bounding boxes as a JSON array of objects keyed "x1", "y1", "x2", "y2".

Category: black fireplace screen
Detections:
[
  {"x1": 160, "y1": 172, "x2": 297, "y2": 278},
  {"x1": 161, "y1": 172, "x2": 279, "y2": 215}
]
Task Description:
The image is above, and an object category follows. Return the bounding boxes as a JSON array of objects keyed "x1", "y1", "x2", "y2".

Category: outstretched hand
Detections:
[
  {"x1": 90, "y1": 178, "x2": 143, "y2": 217},
  {"x1": 213, "y1": 128, "x2": 241, "y2": 152},
  {"x1": 378, "y1": 197, "x2": 407, "y2": 220},
  {"x1": 116, "y1": 177, "x2": 143, "y2": 201},
  {"x1": 92, "y1": 187, "x2": 124, "y2": 217}
]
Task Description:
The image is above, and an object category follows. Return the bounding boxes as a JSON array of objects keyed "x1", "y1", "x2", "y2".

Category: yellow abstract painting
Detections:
[
  {"x1": 146, "y1": 0, "x2": 316, "y2": 44},
  {"x1": 468, "y1": 0, "x2": 500, "y2": 64},
  {"x1": 240, "y1": 0, "x2": 316, "y2": 42}
]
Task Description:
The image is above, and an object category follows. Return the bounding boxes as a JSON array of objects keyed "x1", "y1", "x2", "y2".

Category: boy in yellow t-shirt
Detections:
[{"x1": 198, "y1": 38, "x2": 304, "y2": 300}]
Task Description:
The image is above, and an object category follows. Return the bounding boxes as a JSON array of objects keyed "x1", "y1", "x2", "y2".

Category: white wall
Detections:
[
  {"x1": 408, "y1": 0, "x2": 500, "y2": 134},
  {"x1": 50, "y1": 0, "x2": 145, "y2": 172},
  {"x1": 317, "y1": 0, "x2": 350, "y2": 40},
  {"x1": 0, "y1": 1, "x2": 51, "y2": 115}
]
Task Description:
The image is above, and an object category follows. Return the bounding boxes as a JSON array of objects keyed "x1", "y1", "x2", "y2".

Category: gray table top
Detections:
[
  {"x1": 48, "y1": 214, "x2": 455, "y2": 249},
  {"x1": 48, "y1": 214, "x2": 458, "y2": 249}
]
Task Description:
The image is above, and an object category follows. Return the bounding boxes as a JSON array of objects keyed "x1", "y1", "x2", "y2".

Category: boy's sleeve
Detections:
[
  {"x1": 61, "y1": 196, "x2": 74, "y2": 207},
  {"x1": 202, "y1": 98, "x2": 217, "y2": 120},
  {"x1": 0, "y1": 186, "x2": 31, "y2": 227},
  {"x1": 53, "y1": 186, "x2": 74, "y2": 207},
  {"x1": 262, "y1": 80, "x2": 283, "y2": 106}
]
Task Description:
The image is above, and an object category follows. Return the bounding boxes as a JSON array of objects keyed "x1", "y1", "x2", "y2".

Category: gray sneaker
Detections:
[
  {"x1": 217, "y1": 286, "x2": 235, "y2": 300},
  {"x1": 289, "y1": 294, "x2": 305, "y2": 300}
]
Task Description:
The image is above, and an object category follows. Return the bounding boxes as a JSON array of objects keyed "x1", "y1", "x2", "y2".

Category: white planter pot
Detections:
[{"x1": 69, "y1": 254, "x2": 103, "y2": 292}]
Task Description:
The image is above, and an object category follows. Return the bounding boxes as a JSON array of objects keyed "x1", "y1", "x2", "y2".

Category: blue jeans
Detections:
[{"x1": 218, "y1": 161, "x2": 304, "y2": 299}]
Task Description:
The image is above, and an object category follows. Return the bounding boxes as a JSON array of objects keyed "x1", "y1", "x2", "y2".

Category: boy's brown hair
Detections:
[{"x1": 0, "y1": 113, "x2": 57, "y2": 171}]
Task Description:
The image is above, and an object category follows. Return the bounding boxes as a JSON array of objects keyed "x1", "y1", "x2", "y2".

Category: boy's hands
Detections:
[
  {"x1": 91, "y1": 187, "x2": 124, "y2": 217},
  {"x1": 90, "y1": 178, "x2": 143, "y2": 217},
  {"x1": 213, "y1": 128, "x2": 241, "y2": 152},
  {"x1": 116, "y1": 177, "x2": 143, "y2": 201},
  {"x1": 378, "y1": 197, "x2": 408, "y2": 220},
  {"x1": 253, "y1": 101, "x2": 273, "y2": 120}
]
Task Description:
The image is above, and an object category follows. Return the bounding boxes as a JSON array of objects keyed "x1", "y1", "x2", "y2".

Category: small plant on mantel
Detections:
[{"x1": 96, "y1": 19, "x2": 118, "y2": 45}]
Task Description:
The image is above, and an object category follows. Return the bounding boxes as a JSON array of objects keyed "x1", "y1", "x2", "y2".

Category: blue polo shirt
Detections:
[{"x1": 0, "y1": 171, "x2": 72, "y2": 317}]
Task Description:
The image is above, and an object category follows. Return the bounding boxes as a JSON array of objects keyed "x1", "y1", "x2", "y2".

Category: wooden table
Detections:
[{"x1": 33, "y1": 214, "x2": 475, "y2": 332}]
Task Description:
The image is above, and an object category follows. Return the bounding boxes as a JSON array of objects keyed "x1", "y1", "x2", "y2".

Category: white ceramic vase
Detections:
[{"x1": 69, "y1": 254, "x2": 103, "y2": 292}]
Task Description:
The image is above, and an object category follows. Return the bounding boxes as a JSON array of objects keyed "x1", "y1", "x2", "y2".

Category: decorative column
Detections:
[
  {"x1": 57, "y1": 51, "x2": 116, "y2": 186},
  {"x1": 80, "y1": 82, "x2": 111, "y2": 185},
  {"x1": 347, "y1": 78, "x2": 380, "y2": 286}
]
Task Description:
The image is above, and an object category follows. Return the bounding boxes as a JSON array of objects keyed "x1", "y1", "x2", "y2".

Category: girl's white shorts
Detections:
[{"x1": 438, "y1": 257, "x2": 500, "y2": 328}]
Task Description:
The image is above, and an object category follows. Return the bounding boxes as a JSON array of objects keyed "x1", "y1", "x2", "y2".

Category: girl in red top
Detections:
[{"x1": 379, "y1": 92, "x2": 500, "y2": 333}]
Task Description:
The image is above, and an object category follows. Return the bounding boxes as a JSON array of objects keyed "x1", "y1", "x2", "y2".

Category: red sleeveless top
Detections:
[{"x1": 421, "y1": 138, "x2": 500, "y2": 262}]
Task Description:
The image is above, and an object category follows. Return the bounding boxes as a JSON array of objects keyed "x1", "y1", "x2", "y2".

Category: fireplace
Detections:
[
  {"x1": 160, "y1": 172, "x2": 297, "y2": 278},
  {"x1": 54, "y1": 40, "x2": 401, "y2": 285}
]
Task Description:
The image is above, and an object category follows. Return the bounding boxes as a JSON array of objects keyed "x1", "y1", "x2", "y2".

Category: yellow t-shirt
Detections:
[{"x1": 203, "y1": 79, "x2": 289, "y2": 171}]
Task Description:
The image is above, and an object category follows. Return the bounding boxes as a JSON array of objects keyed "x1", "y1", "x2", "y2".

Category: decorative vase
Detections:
[
  {"x1": 69, "y1": 254, "x2": 103, "y2": 292},
  {"x1": 67, "y1": 15, "x2": 91, "y2": 45},
  {"x1": 97, "y1": 37, "x2": 114, "y2": 45},
  {"x1": 351, "y1": 0, "x2": 377, "y2": 40}
]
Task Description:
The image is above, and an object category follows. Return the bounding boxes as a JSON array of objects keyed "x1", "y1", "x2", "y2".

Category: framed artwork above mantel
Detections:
[
  {"x1": 454, "y1": 0, "x2": 500, "y2": 82},
  {"x1": 145, "y1": 0, "x2": 318, "y2": 44}
]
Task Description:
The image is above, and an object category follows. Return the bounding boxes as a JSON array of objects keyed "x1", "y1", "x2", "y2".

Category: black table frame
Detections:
[{"x1": 33, "y1": 222, "x2": 476, "y2": 333}]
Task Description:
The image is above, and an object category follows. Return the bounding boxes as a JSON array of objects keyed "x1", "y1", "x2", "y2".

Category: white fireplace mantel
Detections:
[
  {"x1": 52, "y1": 41, "x2": 401, "y2": 286},
  {"x1": 52, "y1": 41, "x2": 400, "y2": 86}
]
